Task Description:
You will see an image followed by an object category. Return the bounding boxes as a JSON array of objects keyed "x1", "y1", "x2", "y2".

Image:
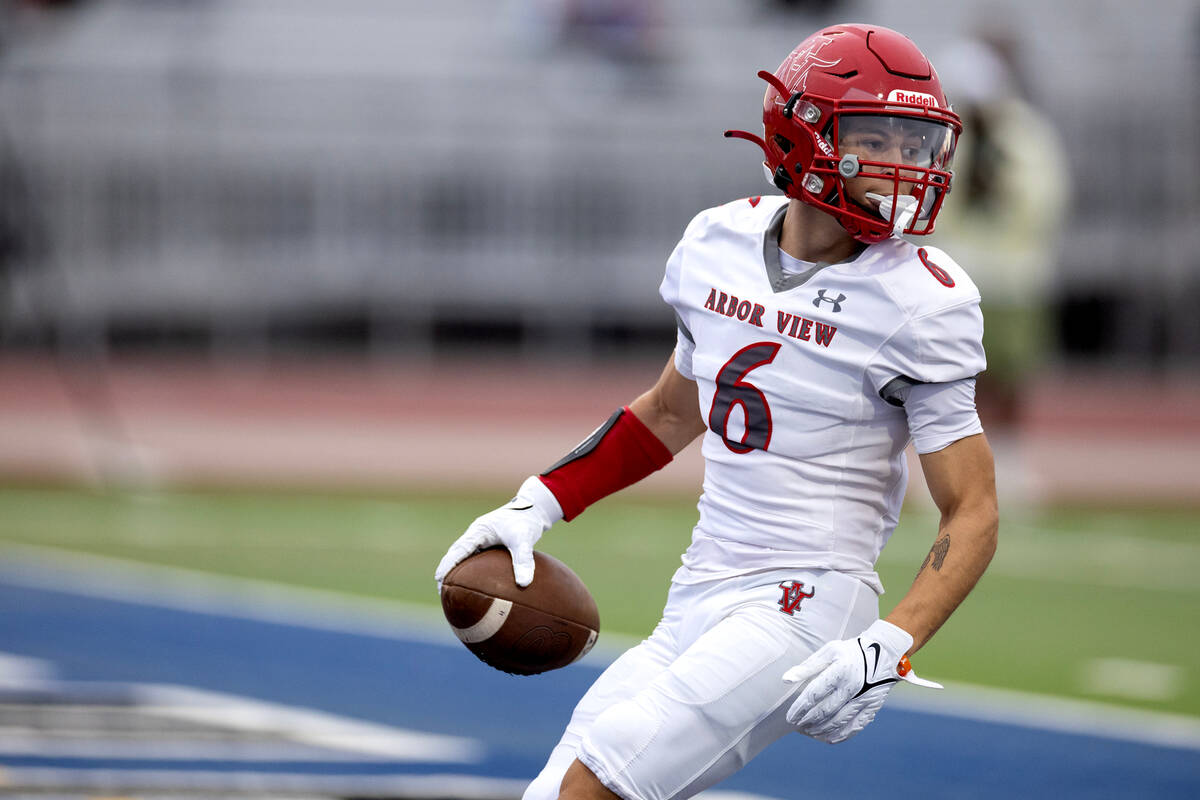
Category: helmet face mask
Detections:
[
  {"x1": 726, "y1": 24, "x2": 963, "y2": 244},
  {"x1": 825, "y1": 113, "x2": 957, "y2": 236}
]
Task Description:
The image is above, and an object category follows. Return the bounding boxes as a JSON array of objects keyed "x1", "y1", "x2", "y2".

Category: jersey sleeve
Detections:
[
  {"x1": 658, "y1": 209, "x2": 708, "y2": 310},
  {"x1": 659, "y1": 238, "x2": 686, "y2": 312},
  {"x1": 660, "y1": 236, "x2": 692, "y2": 379},
  {"x1": 868, "y1": 298, "x2": 987, "y2": 402},
  {"x1": 659, "y1": 209, "x2": 710, "y2": 374},
  {"x1": 673, "y1": 323, "x2": 696, "y2": 379},
  {"x1": 893, "y1": 377, "x2": 984, "y2": 453}
]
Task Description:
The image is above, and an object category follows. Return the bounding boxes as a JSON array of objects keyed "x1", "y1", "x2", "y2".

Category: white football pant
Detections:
[{"x1": 522, "y1": 566, "x2": 879, "y2": 800}]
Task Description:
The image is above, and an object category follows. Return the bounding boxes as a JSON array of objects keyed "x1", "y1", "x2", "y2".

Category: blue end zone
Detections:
[{"x1": 0, "y1": 576, "x2": 1196, "y2": 799}]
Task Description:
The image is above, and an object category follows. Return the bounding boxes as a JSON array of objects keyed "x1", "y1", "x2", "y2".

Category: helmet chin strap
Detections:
[{"x1": 866, "y1": 192, "x2": 918, "y2": 235}]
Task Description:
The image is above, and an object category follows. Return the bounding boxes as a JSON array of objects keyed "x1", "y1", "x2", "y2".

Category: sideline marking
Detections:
[
  {"x1": 0, "y1": 654, "x2": 483, "y2": 763},
  {"x1": 0, "y1": 652, "x2": 55, "y2": 685},
  {"x1": 135, "y1": 683, "x2": 485, "y2": 762},
  {"x1": 1080, "y1": 657, "x2": 1184, "y2": 702},
  {"x1": 0, "y1": 659, "x2": 490, "y2": 792},
  {"x1": 0, "y1": 541, "x2": 646, "y2": 658},
  {"x1": 2, "y1": 542, "x2": 1199, "y2": 753},
  {"x1": 889, "y1": 680, "x2": 1200, "y2": 751},
  {"x1": 0, "y1": 542, "x2": 454, "y2": 643}
]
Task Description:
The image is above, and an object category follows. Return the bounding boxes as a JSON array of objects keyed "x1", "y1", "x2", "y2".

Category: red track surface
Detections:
[{"x1": 1, "y1": 355, "x2": 1197, "y2": 503}]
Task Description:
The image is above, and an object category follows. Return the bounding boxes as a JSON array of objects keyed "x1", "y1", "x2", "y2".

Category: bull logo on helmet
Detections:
[{"x1": 778, "y1": 35, "x2": 840, "y2": 96}]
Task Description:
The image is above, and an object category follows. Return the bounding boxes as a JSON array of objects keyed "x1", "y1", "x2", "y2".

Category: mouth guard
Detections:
[{"x1": 866, "y1": 193, "x2": 919, "y2": 234}]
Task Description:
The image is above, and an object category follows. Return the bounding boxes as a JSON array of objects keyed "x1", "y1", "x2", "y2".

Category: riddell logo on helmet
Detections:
[{"x1": 887, "y1": 89, "x2": 939, "y2": 108}]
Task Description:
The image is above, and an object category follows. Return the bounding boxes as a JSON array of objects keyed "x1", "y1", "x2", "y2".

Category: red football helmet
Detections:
[{"x1": 726, "y1": 24, "x2": 962, "y2": 243}]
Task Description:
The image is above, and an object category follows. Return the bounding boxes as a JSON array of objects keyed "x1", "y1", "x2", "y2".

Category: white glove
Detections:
[
  {"x1": 433, "y1": 476, "x2": 563, "y2": 590},
  {"x1": 782, "y1": 619, "x2": 942, "y2": 744}
]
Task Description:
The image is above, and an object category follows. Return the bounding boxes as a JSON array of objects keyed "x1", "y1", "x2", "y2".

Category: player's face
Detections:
[{"x1": 836, "y1": 114, "x2": 953, "y2": 212}]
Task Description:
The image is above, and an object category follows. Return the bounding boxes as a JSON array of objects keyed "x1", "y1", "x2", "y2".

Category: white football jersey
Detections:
[{"x1": 660, "y1": 195, "x2": 986, "y2": 593}]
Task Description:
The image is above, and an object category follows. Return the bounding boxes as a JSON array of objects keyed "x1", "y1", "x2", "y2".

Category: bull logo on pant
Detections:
[{"x1": 777, "y1": 581, "x2": 815, "y2": 616}]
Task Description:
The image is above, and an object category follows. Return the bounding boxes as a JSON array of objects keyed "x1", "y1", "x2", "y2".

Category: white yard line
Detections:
[
  {"x1": 1079, "y1": 657, "x2": 1185, "y2": 702},
  {"x1": 133, "y1": 683, "x2": 485, "y2": 763},
  {"x1": 0, "y1": 654, "x2": 482, "y2": 765},
  {"x1": 0, "y1": 724, "x2": 474, "y2": 763},
  {"x1": 1, "y1": 541, "x2": 1198, "y2": 753}
]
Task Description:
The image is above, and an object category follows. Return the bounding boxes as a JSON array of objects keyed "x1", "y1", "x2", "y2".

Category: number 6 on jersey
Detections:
[{"x1": 708, "y1": 342, "x2": 781, "y2": 453}]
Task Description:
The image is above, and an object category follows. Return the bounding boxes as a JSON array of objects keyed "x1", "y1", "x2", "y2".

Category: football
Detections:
[{"x1": 440, "y1": 547, "x2": 600, "y2": 675}]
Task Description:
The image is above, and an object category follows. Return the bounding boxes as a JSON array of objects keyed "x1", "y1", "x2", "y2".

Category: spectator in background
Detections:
[
  {"x1": 769, "y1": 0, "x2": 846, "y2": 13},
  {"x1": 930, "y1": 36, "x2": 1070, "y2": 428},
  {"x1": 513, "y1": 0, "x2": 663, "y2": 67}
]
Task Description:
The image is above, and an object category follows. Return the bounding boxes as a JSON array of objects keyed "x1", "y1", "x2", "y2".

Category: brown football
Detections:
[{"x1": 440, "y1": 547, "x2": 600, "y2": 675}]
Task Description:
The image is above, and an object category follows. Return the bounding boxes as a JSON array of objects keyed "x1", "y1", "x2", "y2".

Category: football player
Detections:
[{"x1": 436, "y1": 23, "x2": 998, "y2": 800}]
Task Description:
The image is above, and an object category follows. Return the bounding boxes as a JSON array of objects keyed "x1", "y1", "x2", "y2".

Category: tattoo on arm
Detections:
[{"x1": 918, "y1": 534, "x2": 951, "y2": 576}]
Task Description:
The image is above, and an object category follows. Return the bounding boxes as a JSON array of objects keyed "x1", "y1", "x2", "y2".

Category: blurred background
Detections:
[
  {"x1": 2, "y1": 0, "x2": 1199, "y2": 497},
  {"x1": 0, "y1": 0, "x2": 1198, "y2": 798}
]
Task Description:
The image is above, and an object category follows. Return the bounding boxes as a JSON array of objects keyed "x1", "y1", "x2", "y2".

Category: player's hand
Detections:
[
  {"x1": 434, "y1": 476, "x2": 563, "y2": 590},
  {"x1": 781, "y1": 619, "x2": 942, "y2": 744}
]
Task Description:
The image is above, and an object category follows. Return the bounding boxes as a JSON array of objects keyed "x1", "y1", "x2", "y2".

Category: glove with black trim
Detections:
[
  {"x1": 433, "y1": 476, "x2": 563, "y2": 590},
  {"x1": 782, "y1": 619, "x2": 942, "y2": 744}
]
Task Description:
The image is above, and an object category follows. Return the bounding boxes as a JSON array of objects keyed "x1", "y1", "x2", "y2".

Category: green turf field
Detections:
[{"x1": 1, "y1": 485, "x2": 1196, "y2": 718}]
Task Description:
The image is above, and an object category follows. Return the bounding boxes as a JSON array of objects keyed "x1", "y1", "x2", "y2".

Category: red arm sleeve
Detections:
[{"x1": 537, "y1": 407, "x2": 674, "y2": 521}]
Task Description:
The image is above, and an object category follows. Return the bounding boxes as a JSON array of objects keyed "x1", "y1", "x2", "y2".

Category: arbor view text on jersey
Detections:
[{"x1": 702, "y1": 287, "x2": 838, "y2": 347}]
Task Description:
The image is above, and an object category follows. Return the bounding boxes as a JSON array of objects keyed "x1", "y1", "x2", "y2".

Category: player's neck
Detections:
[{"x1": 778, "y1": 199, "x2": 865, "y2": 265}]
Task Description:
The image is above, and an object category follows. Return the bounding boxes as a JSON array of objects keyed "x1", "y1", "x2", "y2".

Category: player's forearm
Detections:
[
  {"x1": 628, "y1": 391, "x2": 706, "y2": 456},
  {"x1": 885, "y1": 499, "x2": 998, "y2": 654},
  {"x1": 536, "y1": 356, "x2": 701, "y2": 522},
  {"x1": 628, "y1": 358, "x2": 707, "y2": 455}
]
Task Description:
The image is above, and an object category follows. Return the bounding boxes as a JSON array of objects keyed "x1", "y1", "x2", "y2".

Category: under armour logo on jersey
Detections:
[
  {"x1": 777, "y1": 581, "x2": 815, "y2": 616},
  {"x1": 813, "y1": 290, "x2": 846, "y2": 313}
]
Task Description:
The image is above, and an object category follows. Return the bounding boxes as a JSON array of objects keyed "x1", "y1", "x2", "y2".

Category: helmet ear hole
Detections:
[{"x1": 772, "y1": 134, "x2": 793, "y2": 155}]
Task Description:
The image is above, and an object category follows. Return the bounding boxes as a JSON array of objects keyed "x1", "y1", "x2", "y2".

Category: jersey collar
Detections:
[{"x1": 761, "y1": 203, "x2": 870, "y2": 293}]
